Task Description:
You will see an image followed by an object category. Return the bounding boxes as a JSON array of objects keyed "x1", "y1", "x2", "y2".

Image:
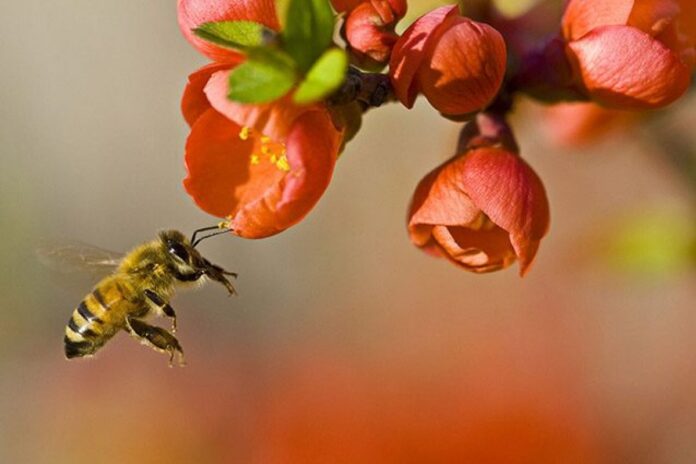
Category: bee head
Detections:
[
  {"x1": 158, "y1": 230, "x2": 204, "y2": 280},
  {"x1": 157, "y1": 227, "x2": 237, "y2": 294}
]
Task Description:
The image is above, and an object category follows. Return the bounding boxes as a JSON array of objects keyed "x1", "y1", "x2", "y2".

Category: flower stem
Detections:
[
  {"x1": 458, "y1": 112, "x2": 519, "y2": 154},
  {"x1": 328, "y1": 67, "x2": 395, "y2": 110}
]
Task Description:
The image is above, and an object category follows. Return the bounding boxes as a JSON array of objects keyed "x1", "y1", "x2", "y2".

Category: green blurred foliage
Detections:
[
  {"x1": 493, "y1": 0, "x2": 543, "y2": 17},
  {"x1": 604, "y1": 211, "x2": 696, "y2": 276}
]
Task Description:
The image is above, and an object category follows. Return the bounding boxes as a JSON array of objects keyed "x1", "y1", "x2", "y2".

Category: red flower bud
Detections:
[
  {"x1": 343, "y1": 0, "x2": 407, "y2": 69},
  {"x1": 408, "y1": 140, "x2": 549, "y2": 275},
  {"x1": 561, "y1": 0, "x2": 694, "y2": 109},
  {"x1": 389, "y1": 6, "x2": 507, "y2": 116}
]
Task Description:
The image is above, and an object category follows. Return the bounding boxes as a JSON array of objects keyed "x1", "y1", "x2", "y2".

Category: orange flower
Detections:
[
  {"x1": 339, "y1": 0, "x2": 407, "y2": 69},
  {"x1": 178, "y1": 0, "x2": 343, "y2": 238},
  {"x1": 562, "y1": 0, "x2": 694, "y2": 109},
  {"x1": 408, "y1": 117, "x2": 549, "y2": 274},
  {"x1": 389, "y1": 6, "x2": 507, "y2": 116}
]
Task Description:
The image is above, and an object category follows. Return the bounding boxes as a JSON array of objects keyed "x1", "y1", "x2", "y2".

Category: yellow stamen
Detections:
[
  {"x1": 242, "y1": 128, "x2": 290, "y2": 173},
  {"x1": 275, "y1": 154, "x2": 290, "y2": 172},
  {"x1": 239, "y1": 126, "x2": 251, "y2": 140}
]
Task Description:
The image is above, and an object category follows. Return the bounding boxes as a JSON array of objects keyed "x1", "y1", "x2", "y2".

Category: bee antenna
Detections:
[
  {"x1": 190, "y1": 225, "x2": 222, "y2": 245},
  {"x1": 192, "y1": 229, "x2": 231, "y2": 247}
]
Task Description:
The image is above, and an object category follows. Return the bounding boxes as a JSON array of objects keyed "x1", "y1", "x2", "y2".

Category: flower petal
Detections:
[
  {"x1": 231, "y1": 110, "x2": 341, "y2": 237},
  {"x1": 344, "y1": 3, "x2": 399, "y2": 66},
  {"x1": 417, "y1": 17, "x2": 507, "y2": 115},
  {"x1": 183, "y1": 108, "x2": 256, "y2": 218},
  {"x1": 408, "y1": 154, "x2": 522, "y2": 273},
  {"x1": 628, "y1": 0, "x2": 680, "y2": 36},
  {"x1": 409, "y1": 158, "x2": 483, "y2": 233},
  {"x1": 629, "y1": 1, "x2": 696, "y2": 65},
  {"x1": 460, "y1": 148, "x2": 550, "y2": 275},
  {"x1": 561, "y1": 0, "x2": 633, "y2": 40},
  {"x1": 432, "y1": 225, "x2": 516, "y2": 273},
  {"x1": 181, "y1": 63, "x2": 234, "y2": 127},
  {"x1": 407, "y1": 168, "x2": 441, "y2": 247},
  {"x1": 376, "y1": 0, "x2": 407, "y2": 21},
  {"x1": 677, "y1": 0, "x2": 696, "y2": 46},
  {"x1": 177, "y1": 0, "x2": 279, "y2": 62},
  {"x1": 204, "y1": 70, "x2": 311, "y2": 141},
  {"x1": 389, "y1": 5, "x2": 459, "y2": 108},
  {"x1": 567, "y1": 25, "x2": 691, "y2": 109}
]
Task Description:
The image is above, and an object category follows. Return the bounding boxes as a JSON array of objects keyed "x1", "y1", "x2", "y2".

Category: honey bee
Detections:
[{"x1": 39, "y1": 226, "x2": 236, "y2": 366}]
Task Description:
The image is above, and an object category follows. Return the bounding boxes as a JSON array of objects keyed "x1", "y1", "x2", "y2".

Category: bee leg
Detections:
[
  {"x1": 125, "y1": 317, "x2": 185, "y2": 367},
  {"x1": 202, "y1": 260, "x2": 238, "y2": 296},
  {"x1": 163, "y1": 305, "x2": 177, "y2": 333},
  {"x1": 145, "y1": 289, "x2": 177, "y2": 333}
]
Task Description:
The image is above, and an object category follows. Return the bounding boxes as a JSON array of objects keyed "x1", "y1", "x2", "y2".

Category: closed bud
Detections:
[
  {"x1": 562, "y1": 0, "x2": 694, "y2": 109},
  {"x1": 408, "y1": 114, "x2": 549, "y2": 275},
  {"x1": 343, "y1": 0, "x2": 407, "y2": 69},
  {"x1": 389, "y1": 6, "x2": 507, "y2": 116}
]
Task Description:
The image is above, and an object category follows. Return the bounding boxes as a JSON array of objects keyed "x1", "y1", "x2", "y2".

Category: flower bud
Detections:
[
  {"x1": 561, "y1": 0, "x2": 694, "y2": 109},
  {"x1": 389, "y1": 6, "x2": 507, "y2": 116},
  {"x1": 408, "y1": 115, "x2": 549, "y2": 275},
  {"x1": 343, "y1": 0, "x2": 407, "y2": 69}
]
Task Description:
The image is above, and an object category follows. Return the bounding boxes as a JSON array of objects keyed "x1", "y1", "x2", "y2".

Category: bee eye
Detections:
[{"x1": 168, "y1": 242, "x2": 189, "y2": 262}]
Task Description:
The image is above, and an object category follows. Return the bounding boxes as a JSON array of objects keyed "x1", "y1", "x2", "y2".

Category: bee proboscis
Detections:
[{"x1": 38, "y1": 227, "x2": 236, "y2": 366}]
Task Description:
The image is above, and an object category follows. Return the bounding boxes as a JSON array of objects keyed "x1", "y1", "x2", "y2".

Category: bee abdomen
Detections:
[
  {"x1": 64, "y1": 290, "x2": 111, "y2": 359},
  {"x1": 64, "y1": 336, "x2": 94, "y2": 359}
]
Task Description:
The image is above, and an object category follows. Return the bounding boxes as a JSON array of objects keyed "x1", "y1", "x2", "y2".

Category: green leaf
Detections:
[
  {"x1": 194, "y1": 20, "x2": 269, "y2": 50},
  {"x1": 283, "y1": 0, "x2": 335, "y2": 72},
  {"x1": 293, "y1": 48, "x2": 348, "y2": 104},
  {"x1": 228, "y1": 49, "x2": 297, "y2": 104}
]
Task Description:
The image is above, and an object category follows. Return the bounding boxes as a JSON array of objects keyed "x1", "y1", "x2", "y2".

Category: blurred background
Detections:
[{"x1": 1, "y1": 0, "x2": 695, "y2": 462}]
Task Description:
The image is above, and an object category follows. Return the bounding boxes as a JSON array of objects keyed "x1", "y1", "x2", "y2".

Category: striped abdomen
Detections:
[{"x1": 64, "y1": 279, "x2": 129, "y2": 358}]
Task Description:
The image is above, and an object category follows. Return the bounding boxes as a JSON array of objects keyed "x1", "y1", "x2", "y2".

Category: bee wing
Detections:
[{"x1": 36, "y1": 240, "x2": 124, "y2": 279}]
